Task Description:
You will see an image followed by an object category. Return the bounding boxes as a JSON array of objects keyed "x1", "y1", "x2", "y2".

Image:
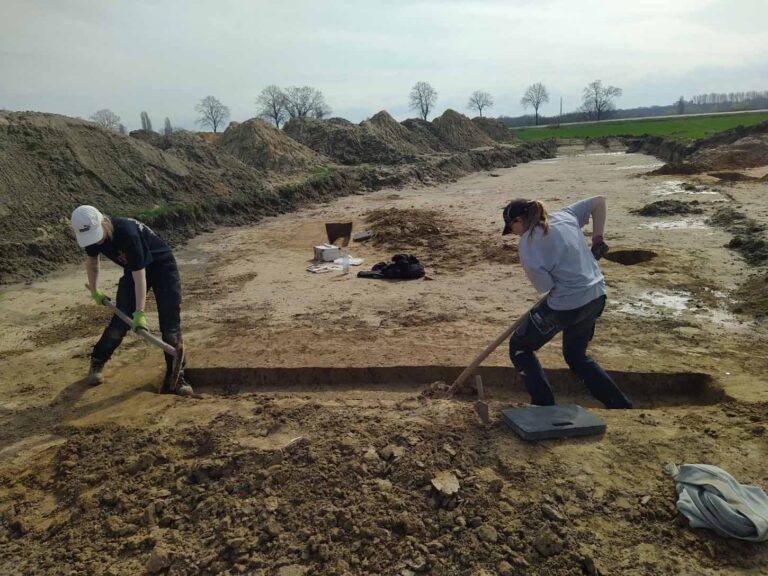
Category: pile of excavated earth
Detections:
[{"x1": 0, "y1": 109, "x2": 550, "y2": 284}]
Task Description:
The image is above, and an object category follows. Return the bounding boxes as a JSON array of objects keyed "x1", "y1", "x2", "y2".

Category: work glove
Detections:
[
  {"x1": 132, "y1": 311, "x2": 148, "y2": 332},
  {"x1": 91, "y1": 288, "x2": 107, "y2": 306},
  {"x1": 591, "y1": 235, "x2": 609, "y2": 260}
]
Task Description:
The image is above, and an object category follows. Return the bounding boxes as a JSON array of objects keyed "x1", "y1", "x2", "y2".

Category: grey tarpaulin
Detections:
[{"x1": 665, "y1": 463, "x2": 768, "y2": 542}]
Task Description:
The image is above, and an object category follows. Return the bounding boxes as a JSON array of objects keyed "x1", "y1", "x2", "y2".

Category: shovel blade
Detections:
[{"x1": 475, "y1": 400, "x2": 489, "y2": 424}]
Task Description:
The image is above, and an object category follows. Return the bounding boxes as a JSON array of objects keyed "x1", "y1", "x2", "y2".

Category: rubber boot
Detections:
[
  {"x1": 161, "y1": 372, "x2": 194, "y2": 396},
  {"x1": 84, "y1": 359, "x2": 105, "y2": 386}
]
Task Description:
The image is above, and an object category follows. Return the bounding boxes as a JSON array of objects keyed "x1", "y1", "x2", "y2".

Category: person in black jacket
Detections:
[{"x1": 70, "y1": 205, "x2": 192, "y2": 395}]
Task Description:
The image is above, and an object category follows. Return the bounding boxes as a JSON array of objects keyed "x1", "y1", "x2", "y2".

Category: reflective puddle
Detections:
[{"x1": 650, "y1": 181, "x2": 720, "y2": 196}]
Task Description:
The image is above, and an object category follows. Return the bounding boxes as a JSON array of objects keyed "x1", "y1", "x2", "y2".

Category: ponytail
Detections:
[
  {"x1": 523, "y1": 200, "x2": 549, "y2": 242},
  {"x1": 102, "y1": 216, "x2": 114, "y2": 239}
]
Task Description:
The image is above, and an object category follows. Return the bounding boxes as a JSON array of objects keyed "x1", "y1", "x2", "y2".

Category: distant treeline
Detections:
[{"x1": 500, "y1": 90, "x2": 768, "y2": 127}]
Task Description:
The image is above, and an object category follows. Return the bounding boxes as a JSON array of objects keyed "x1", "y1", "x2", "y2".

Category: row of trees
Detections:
[
  {"x1": 90, "y1": 96, "x2": 231, "y2": 134},
  {"x1": 97, "y1": 79, "x2": 763, "y2": 134},
  {"x1": 406, "y1": 79, "x2": 620, "y2": 125}
]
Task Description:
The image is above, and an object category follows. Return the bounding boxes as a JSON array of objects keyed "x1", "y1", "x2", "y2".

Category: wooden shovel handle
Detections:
[
  {"x1": 446, "y1": 295, "x2": 546, "y2": 397},
  {"x1": 85, "y1": 285, "x2": 177, "y2": 357}
]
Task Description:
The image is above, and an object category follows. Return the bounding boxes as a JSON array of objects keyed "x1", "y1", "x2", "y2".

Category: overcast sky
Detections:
[{"x1": 1, "y1": 0, "x2": 766, "y2": 130}]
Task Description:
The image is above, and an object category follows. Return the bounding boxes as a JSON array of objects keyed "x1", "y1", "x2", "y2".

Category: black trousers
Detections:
[
  {"x1": 91, "y1": 257, "x2": 182, "y2": 379},
  {"x1": 508, "y1": 295, "x2": 632, "y2": 409}
]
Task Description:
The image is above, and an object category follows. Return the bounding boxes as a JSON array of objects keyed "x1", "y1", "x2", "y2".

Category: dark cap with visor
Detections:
[{"x1": 501, "y1": 199, "x2": 533, "y2": 235}]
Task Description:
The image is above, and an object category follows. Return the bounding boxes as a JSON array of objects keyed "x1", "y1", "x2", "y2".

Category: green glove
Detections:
[
  {"x1": 132, "y1": 311, "x2": 148, "y2": 332},
  {"x1": 91, "y1": 289, "x2": 107, "y2": 306}
]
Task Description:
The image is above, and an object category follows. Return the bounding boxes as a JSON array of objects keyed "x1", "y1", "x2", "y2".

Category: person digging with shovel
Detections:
[
  {"x1": 70, "y1": 205, "x2": 192, "y2": 396},
  {"x1": 502, "y1": 196, "x2": 632, "y2": 409}
]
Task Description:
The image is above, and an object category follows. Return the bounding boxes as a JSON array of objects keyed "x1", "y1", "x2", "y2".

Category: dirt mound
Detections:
[
  {"x1": 156, "y1": 130, "x2": 240, "y2": 169},
  {"x1": 707, "y1": 171, "x2": 761, "y2": 182},
  {"x1": 360, "y1": 111, "x2": 429, "y2": 156},
  {"x1": 708, "y1": 206, "x2": 768, "y2": 266},
  {"x1": 471, "y1": 117, "x2": 514, "y2": 142},
  {"x1": 687, "y1": 133, "x2": 768, "y2": 170},
  {"x1": 400, "y1": 119, "x2": 449, "y2": 153},
  {"x1": 284, "y1": 117, "x2": 415, "y2": 165},
  {"x1": 632, "y1": 121, "x2": 768, "y2": 173},
  {"x1": 365, "y1": 208, "x2": 454, "y2": 250},
  {"x1": 631, "y1": 200, "x2": 704, "y2": 217},
  {"x1": 363, "y1": 207, "x2": 520, "y2": 272},
  {"x1": 431, "y1": 110, "x2": 497, "y2": 150},
  {"x1": 0, "y1": 111, "x2": 274, "y2": 282},
  {"x1": 216, "y1": 118, "x2": 327, "y2": 172},
  {"x1": 732, "y1": 273, "x2": 768, "y2": 317}
]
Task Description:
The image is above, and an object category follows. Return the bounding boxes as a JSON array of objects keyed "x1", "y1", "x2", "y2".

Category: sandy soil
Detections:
[{"x1": 1, "y1": 145, "x2": 767, "y2": 575}]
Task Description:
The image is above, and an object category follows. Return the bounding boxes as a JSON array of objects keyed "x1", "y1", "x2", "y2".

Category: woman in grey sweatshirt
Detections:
[{"x1": 501, "y1": 196, "x2": 632, "y2": 408}]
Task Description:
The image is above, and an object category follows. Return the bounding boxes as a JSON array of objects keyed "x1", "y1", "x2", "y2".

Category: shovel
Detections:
[
  {"x1": 445, "y1": 295, "x2": 547, "y2": 398},
  {"x1": 85, "y1": 285, "x2": 185, "y2": 393},
  {"x1": 474, "y1": 374, "x2": 489, "y2": 424}
]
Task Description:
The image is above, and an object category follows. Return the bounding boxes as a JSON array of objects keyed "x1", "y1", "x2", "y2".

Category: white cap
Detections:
[{"x1": 71, "y1": 205, "x2": 105, "y2": 247}]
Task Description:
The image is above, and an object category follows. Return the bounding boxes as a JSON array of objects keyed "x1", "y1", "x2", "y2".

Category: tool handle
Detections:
[
  {"x1": 446, "y1": 295, "x2": 546, "y2": 397},
  {"x1": 474, "y1": 375, "x2": 484, "y2": 400},
  {"x1": 86, "y1": 285, "x2": 177, "y2": 357}
]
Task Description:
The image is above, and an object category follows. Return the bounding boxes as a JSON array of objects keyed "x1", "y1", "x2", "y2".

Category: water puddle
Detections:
[
  {"x1": 639, "y1": 218, "x2": 709, "y2": 230},
  {"x1": 616, "y1": 290, "x2": 748, "y2": 330},
  {"x1": 650, "y1": 181, "x2": 719, "y2": 196},
  {"x1": 612, "y1": 163, "x2": 664, "y2": 171}
]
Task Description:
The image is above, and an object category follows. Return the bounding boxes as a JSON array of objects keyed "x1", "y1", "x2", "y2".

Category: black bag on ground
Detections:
[{"x1": 357, "y1": 254, "x2": 425, "y2": 280}]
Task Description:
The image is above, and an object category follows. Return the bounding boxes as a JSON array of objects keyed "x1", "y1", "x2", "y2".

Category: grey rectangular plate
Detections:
[{"x1": 501, "y1": 404, "x2": 606, "y2": 440}]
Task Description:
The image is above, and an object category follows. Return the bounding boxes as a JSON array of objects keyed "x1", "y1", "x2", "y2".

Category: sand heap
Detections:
[
  {"x1": 400, "y1": 119, "x2": 449, "y2": 153},
  {"x1": 431, "y1": 110, "x2": 497, "y2": 150},
  {"x1": 631, "y1": 199, "x2": 704, "y2": 217},
  {"x1": 216, "y1": 118, "x2": 327, "y2": 173},
  {"x1": 687, "y1": 133, "x2": 768, "y2": 170},
  {"x1": 360, "y1": 111, "x2": 431, "y2": 156},
  {"x1": 641, "y1": 121, "x2": 768, "y2": 174},
  {"x1": 0, "y1": 111, "x2": 269, "y2": 282},
  {"x1": 471, "y1": 117, "x2": 514, "y2": 143},
  {"x1": 283, "y1": 115, "x2": 418, "y2": 165}
]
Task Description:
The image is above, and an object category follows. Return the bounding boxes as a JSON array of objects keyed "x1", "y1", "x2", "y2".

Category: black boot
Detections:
[
  {"x1": 161, "y1": 371, "x2": 194, "y2": 396},
  {"x1": 84, "y1": 359, "x2": 105, "y2": 386}
]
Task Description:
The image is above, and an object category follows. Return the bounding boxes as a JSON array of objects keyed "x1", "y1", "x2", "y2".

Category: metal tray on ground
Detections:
[{"x1": 501, "y1": 404, "x2": 606, "y2": 440}]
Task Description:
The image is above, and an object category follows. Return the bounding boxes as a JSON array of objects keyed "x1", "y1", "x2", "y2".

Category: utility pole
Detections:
[{"x1": 558, "y1": 97, "x2": 563, "y2": 127}]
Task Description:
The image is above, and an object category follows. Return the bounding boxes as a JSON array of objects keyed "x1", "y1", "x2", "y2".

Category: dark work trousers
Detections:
[
  {"x1": 508, "y1": 295, "x2": 632, "y2": 409},
  {"x1": 91, "y1": 257, "x2": 183, "y2": 380}
]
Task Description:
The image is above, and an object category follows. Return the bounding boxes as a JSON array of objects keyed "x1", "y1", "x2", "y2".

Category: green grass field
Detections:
[{"x1": 513, "y1": 111, "x2": 768, "y2": 142}]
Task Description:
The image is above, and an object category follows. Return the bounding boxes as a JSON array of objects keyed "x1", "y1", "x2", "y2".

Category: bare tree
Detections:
[
  {"x1": 140, "y1": 111, "x2": 153, "y2": 131},
  {"x1": 676, "y1": 96, "x2": 685, "y2": 115},
  {"x1": 118, "y1": 123, "x2": 127, "y2": 135},
  {"x1": 409, "y1": 81, "x2": 438, "y2": 121},
  {"x1": 580, "y1": 80, "x2": 622, "y2": 121},
  {"x1": 164, "y1": 117, "x2": 173, "y2": 136},
  {"x1": 521, "y1": 83, "x2": 550, "y2": 125},
  {"x1": 195, "y1": 95, "x2": 230, "y2": 133},
  {"x1": 467, "y1": 90, "x2": 494, "y2": 117},
  {"x1": 283, "y1": 86, "x2": 330, "y2": 120},
  {"x1": 89, "y1": 109, "x2": 121, "y2": 131},
  {"x1": 256, "y1": 85, "x2": 288, "y2": 128}
]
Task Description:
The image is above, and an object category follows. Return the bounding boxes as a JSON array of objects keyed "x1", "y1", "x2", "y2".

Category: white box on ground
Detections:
[{"x1": 314, "y1": 244, "x2": 342, "y2": 262}]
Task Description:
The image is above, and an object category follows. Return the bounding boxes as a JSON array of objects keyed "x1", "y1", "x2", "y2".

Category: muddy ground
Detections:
[{"x1": 1, "y1": 145, "x2": 767, "y2": 575}]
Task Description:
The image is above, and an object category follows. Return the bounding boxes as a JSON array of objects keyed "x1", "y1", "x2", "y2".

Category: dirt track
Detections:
[{"x1": 1, "y1": 145, "x2": 768, "y2": 575}]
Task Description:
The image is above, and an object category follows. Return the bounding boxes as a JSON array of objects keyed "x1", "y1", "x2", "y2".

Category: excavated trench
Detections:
[
  {"x1": 604, "y1": 249, "x2": 657, "y2": 265},
  {"x1": 186, "y1": 366, "x2": 723, "y2": 408}
]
